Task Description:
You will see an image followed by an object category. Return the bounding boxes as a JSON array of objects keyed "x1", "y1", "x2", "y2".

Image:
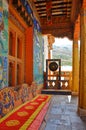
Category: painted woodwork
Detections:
[
  {"x1": 46, "y1": 0, "x2": 52, "y2": 25},
  {"x1": 41, "y1": 22, "x2": 73, "y2": 39},
  {"x1": 33, "y1": 0, "x2": 82, "y2": 40},
  {"x1": 25, "y1": 27, "x2": 33, "y2": 85},
  {"x1": 72, "y1": 40, "x2": 79, "y2": 94},
  {"x1": 78, "y1": 3, "x2": 86, "y2": 115},
  {"x1": 8, "y1": 18, "x2": 25, "y2": 86}
]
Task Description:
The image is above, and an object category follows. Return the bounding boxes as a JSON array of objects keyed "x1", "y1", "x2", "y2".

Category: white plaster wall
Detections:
[{"x1": 43, "y1": 35, "x2": 48, "y2": 72}]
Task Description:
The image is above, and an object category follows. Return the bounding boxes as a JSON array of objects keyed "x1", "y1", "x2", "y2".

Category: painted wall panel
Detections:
[
  {"x1": 33, "y1": 29, "x2": 44, "y2": 84},
  {"x1": 0, "y1": 0, "x2": 8, "y2": 88}
]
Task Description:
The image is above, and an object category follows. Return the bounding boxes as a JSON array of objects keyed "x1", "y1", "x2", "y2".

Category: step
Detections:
[{"x1": 41, "y1": 89, "x2": 71, "y2": 95}]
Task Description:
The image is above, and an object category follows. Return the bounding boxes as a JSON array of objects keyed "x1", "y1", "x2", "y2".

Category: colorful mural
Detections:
[
  {"x1": 0, "y1": 85, "x2": 29, "y2": 118},
  {"x1": 33, "y1": 29, "x2": 44, "y2": 84},
  {"x1": 0, "y1": 0, "x2": 8, "y2": 89}
]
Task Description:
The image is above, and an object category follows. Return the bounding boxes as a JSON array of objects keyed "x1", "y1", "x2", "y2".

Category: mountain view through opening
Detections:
[{"x1": 52, "y1": 37, "x2": 72, "y2": 71}]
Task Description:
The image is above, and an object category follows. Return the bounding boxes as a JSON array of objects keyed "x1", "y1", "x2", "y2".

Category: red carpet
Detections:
[{"x1": 0, "y1": 95, "x2": 51, "y2": 130}]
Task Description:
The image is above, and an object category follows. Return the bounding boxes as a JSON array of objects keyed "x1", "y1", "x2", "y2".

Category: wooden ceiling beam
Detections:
[
  {"x1": 52, "y1": 1, "x2": 72, "y2": 6},
  {"x1": 41, "y1": 21, "x2": 72, "y2": 28},
  {"x1": 37, "y1": 7, "x2": 46, "y2": 11},
  {"x1": 33, "y1": 0, "x2": 82, "y2": 39},
  {"x1": 35, "y1": 4, "x2": 46, "y2": 7},
  {"x1": 46, "y1": 0, "x2": 52, "y2": 24},
  {"x1": 41, "y1": 26, "x2": 73, "y2": 39},
  {"x1": 52, "y1": 14, "x2": 67, "y2": 16},
  {"x1": 38, "y1": 11, "x2": 46, "y2": 14},
  {"x1": 34, "y1": 0, "x2": 46, "y2": 4},
  {"x1": 52, "y1": 9, "x2": 71, "y2": 12},
  {"x1": 38, "y1": 13, "x2": 46, "y2": 16},
  {"x1": 52, "y1": 6, "x2": 71, "y2": 10},
  {"x1": 71, "y1": 0, "x2": 82, "y2": 24}
]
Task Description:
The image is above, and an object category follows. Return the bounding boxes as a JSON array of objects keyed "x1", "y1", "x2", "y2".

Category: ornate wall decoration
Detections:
[
  {"x1": 33, "y1": 29, "x2": 44, "y2": 84},
  {"x1": 0, "y1": 84, "x2": 29, "y2": 118},
  {"x1": 0, "y1": 0, "x2": 4, "y2": 32},
  {"x1": 9, "y1": 13, "x2": 25, "y2": 32},
  {"x1": 0, "y1": 0, "x2": 8, "y2": 88}
]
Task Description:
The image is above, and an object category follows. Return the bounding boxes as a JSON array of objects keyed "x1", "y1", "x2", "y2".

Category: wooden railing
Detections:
[
  {"x1": 60, "y1": 71, "x2": 72, "y2": 90},
  {"x1": 44, "y1": 71, "x2": 72, "y2": 90}
]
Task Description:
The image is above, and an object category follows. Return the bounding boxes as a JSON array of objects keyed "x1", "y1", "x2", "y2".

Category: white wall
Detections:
[{"x1": 43, "y1": 35, "x2": 48, "y2": 72}]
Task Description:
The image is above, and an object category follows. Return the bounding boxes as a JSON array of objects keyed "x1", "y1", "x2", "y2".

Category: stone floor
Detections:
[{"x1": 39, "y1": 95, "x2": 86, "y2": 130}]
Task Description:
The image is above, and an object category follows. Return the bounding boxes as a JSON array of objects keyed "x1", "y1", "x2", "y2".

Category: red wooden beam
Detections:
[{"x1": 46, "y1": 0, "x2": 52, "y2": 25}]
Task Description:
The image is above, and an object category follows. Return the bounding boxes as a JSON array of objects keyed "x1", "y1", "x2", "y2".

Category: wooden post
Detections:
[
  {"x1": 72, "y1": 39, "x2": 79, "y2": 95},
  {"x1": 78, "y1": 2, "x2": 86, "y2": 115}
]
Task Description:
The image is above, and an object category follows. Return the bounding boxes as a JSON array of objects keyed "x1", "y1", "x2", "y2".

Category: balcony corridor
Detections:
[{"x1": 40, "y1": 95, "x2": 86, "y2": 130}]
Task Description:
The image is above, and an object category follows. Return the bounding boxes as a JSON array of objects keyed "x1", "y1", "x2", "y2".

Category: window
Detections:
[
  {"x1": 8, "y1": 28, "x2": 24, "y2": 86},
  {"x1": 8, "y1": 62, "x2": 15, "y2": 86},
  {"x1": 17, "y1": 64, "x2": 21, "y2": 85},
  {"x1": 9, "y1": 32, "x2": 15, "y2": 56},
  {"x1": 17, "y1": 37, "x2": 22, "y2": 59}
]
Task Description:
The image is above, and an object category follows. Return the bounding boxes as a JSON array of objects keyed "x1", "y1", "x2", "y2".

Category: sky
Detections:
[{"x1": 53, "y1": 37, "x2": 73, "y2": 47}]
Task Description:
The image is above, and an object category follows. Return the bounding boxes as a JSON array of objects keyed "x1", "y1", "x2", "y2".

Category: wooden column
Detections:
[
  {"x1": 72, "y1": 39, "x2": 79, "y2": 95},
  {"x1": 47, "y1": 34, "x2": 55, "y2": 77},
  {"x1": 78, "y1": 3, "x2": 86, "y2": 115},
  {"x1": 48, "y1": 34, "x2": 55, "y2": 59},
  {"x1": 25, "y1": 27, "x2": 33, "y2": 85}
]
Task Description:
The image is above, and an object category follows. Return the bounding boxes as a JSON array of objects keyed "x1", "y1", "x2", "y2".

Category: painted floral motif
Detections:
[
  {"x1": 6, "y1": 120, "x2": 20, "y2": 126},
  {"x1": 17, "y1": 111, "x2": 28, "y2": 117}
]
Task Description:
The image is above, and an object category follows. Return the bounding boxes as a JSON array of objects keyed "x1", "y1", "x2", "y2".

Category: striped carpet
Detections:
[{"x1": 0, "y1": 94, "x2": 51, "y2": 130}]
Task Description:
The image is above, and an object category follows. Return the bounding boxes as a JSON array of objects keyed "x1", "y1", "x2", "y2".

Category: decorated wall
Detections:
[
  {"x1": 33, "y1": 29, "x2": 44, "y2": 84},
  {"x1": 0, "y1": 0, "x2": 8, "y2": 89},
  {"x1": 20, "y1": 0, "x2": 44, "y2": 85},
  {"x1": 0, "y1": 84, "x2": 30, "y2": 118}
]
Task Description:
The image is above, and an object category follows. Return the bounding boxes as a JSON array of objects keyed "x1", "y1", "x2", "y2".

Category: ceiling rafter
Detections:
[{"x1": 33, "y1": 0, "x2": 81, "y2": 39}]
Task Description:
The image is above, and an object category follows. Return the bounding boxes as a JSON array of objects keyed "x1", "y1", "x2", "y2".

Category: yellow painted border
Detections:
[
  {"x1": 20, "y1": 95, "x2": 52, "y2": 130},
  {"x1": 0, "y1": 95, "x2": 39, "y2": 123},
  {"x1": 0, "y1": 95, "x2": 51, "y2": 123},
  {"x1": 19, "y1": 102, "x2": 45, "y2": 130}
]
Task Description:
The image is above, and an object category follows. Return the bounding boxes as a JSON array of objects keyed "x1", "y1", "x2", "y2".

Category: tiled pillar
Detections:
[
  {"x1": 78, "y1": 2, "x2": 86, "y2": 115},
  {"x1": 72, "y1": 39, "x2": 79, "y2": 95}
]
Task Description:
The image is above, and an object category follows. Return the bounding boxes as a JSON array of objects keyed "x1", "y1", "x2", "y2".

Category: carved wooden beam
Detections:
[
  {"x1": 46, "y1": 0, "x2": 52, "y2": 25},
  {"x1": 41, "y1": 22, "x2": 74, "y2": 39},
  {"x1": 28, "y1": 0, "x2": 41, "y2": 25},
  {"x1": 71, "y1": 0, "x2": 82, "y2": 24}
]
